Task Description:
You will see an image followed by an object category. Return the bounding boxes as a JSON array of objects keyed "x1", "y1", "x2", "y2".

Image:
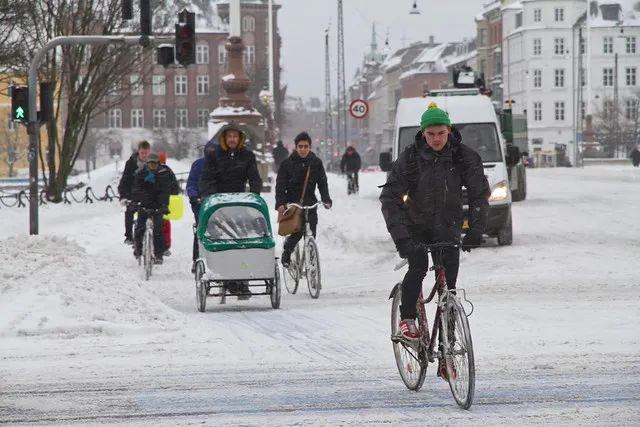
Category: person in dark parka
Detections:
[
  {"x1": 340, "y1": 145, "x2": 362, "y2": 192},
  {"x1": 198, "y1": 124, "x2": 262, "y2": 197},
  {"x1": 117, "y1": 140, "x2": 151, "y2": 244},
  {"x1": 630, "y1": 145, "x2": 640, "y2": 167},
  {"x1": 131, "y1": 153, "x2": 173, "y2": 264},
  {"x1": 272, "y1": 140, "x2": 289, "y2": 173},
  {"x1": 275, "y1": 132, "x2": 333, "y2": 266},
  {"x1": 380, "y1": 103, "x2": 490, "y2": 366}
]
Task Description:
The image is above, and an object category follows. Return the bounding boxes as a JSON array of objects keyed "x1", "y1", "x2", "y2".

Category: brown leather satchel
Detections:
[{"x1": 277, "y1": 166, "x2": 311, "y2": 236}]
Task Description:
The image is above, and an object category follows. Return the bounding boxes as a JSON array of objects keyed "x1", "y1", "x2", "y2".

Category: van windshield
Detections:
[{"x1": 398, "y1": 123, "x2": 502, "y2": 163}]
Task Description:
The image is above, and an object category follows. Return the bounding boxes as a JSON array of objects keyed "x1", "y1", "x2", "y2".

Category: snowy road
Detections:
[{"x1": 1, "y1": 165, "x2": 639, "y2": 425}]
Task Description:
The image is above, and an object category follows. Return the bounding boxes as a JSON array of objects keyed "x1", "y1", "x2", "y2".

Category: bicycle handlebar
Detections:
[
  {"x1": 126, "y1": 201, "x2": 164, "y2": 215},
  {"x1": 286, "y1": 202, "x2": 327, "y2": 210}
]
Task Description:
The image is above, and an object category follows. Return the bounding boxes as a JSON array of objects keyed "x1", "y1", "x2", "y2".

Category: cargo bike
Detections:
[{"x1": 193, "y1": 193, "x2": 281, "y2": 312}]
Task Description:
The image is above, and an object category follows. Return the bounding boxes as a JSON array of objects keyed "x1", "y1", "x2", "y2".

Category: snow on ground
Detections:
[{"x1": 0, "y1": 163, "x2": 639, "y2": 425}]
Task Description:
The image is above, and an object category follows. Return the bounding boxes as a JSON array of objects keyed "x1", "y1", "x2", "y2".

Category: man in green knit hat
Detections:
[{"x1": 379, "y1": 102, "x2": 490, "y2": 380}]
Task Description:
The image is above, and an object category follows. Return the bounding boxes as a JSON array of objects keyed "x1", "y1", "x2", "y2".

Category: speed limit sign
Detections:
[{"x1": 349, "y1": 99, "x2": 369, "y2": 119}]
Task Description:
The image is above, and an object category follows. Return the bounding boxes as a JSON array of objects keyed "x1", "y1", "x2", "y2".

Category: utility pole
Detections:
[
  {"x1": 324, "y1": 27, "x2": 333, "y2": 155},
  {"x1": 577, "y1": 26, "x2": 584, "y2": 167},
  {"x1": 337, "y1": 0, "x2": 347, "y2": 151},
  {"x1": 614, "y1": 51, "x2": 619, "y2": 156}
]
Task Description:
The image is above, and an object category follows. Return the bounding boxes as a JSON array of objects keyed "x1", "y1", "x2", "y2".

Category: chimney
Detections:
[
  {"x1": 600, "y1": 3, "x2": 622, "y2": 21},
  {"x1": 429, "y1": 35, "x2": 435, "y2": 45}
]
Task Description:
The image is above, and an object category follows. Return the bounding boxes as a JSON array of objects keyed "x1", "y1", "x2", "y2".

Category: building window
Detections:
[
  {"x1": 131, "y1": 109, "x2": 144, "y2": 128},
  {"x1": 243, "y1": 45, "x2": 255, "y2": 65},
  {"x1": 532, "y1": 138, "x2": 543, "y2": 145},
  {"x1": 242, "y1": 15, "x2": 255, "y2": 32},
  {"x1": 479, "y1": 28, "x2": 487, "y2": 47},
  {"x1": 626, "y1": 67, "x2": 637, "y2": 86},
  {"x1": 218, "y1": 42, "x2": 227, "y2": 64},
  {"x1": 554, "y1": 38, "x2": 565, "y2": 55},
  {"x1": 554, "y1": 69, "x2": 565, "y2": 87},
  {"x1": 626, "y1": 36, "x2": 637, "y2": 54},
  {"x1": 515, "y1": 12, "x2": 522, "y2": 28},
  {"x1": 197, "y1": 109, "x2": 209, "y2": 128},
  {"x1": 175, "y1": 75, "x2": 187, "y2": 95},
  {"x1": 197, "y1": 75, "x2": 209, "y2": 95},
  {"x1": 152, "y1": 75, "x2": 166, "y2": 96},
  {"x1": 626, "y1": 99, "x2": 638, "y2": 120},
  {"x1": 554, "y1": 7, "x2": 564, "y2": 22},
  {"x1": 603, "y1": 68, "x2": 614, "y2": 86},
  {"x1": 130, "y1": 74, "x2": 143, "y2": 96},
  {"x1": 554, "y1": 101, "x2": 565, "y2": 121},
  {"x1": 176, "y1": 109, "x2": 188, "y2": 128},
  {"x1": 603, "y1": 36, "x2": 613, "y2": 54},
  {"x1": 533, "y1": 8, "x2": 542, "y2": 22},
  {"x1": 108, "y1": 109, "x2": 122, "y2": 128},
  {"x1": 533, "y1": 38, "x2": 542, "y2": 56},
  {"x1": 533, "y1": 102, "x2": 542, "y2": 121},
  {"x1": 196, "y1": 44, "x2": 210, "y2": 64},
  {"x1": 533, "y1": 69, "x2": 542, "y2": 88},
  {"x1": 603, "y1": 100, "x2": 614, "y2": 119},
  {"x1": 153, "y1": 109, "x2": 166, "y2": 128}
]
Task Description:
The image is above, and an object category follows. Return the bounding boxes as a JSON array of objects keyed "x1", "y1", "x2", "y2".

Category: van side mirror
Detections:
[
  {"x1": 379, "y1": 152, "x2": 392, "y2": 172},
  {"x1": 506, "y1": 145, "x2": 520, "y2": 167}
]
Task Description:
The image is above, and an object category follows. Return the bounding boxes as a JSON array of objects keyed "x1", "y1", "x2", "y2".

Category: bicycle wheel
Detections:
[
  {"x1": 305, "y1": 239, "x2": 321, "y2": 299},
  {"x1": 390, "y1": 285, "x2": 427, "y2": 391},
  {"x1": 195, "y1": 261, "x2": 207, "y2": 312},
  {"x1": 441, "y1": 294, "x2": 475, "y2": 409},
  {"x1": 282, "y1": 247, "x2": 300, "y2": 294},
  {"x1": 271, "y1": 263, "x2": 281, "y2": 309},
  {"x1": 143, "y1": 230, "x2": 153, "y2": 281}
]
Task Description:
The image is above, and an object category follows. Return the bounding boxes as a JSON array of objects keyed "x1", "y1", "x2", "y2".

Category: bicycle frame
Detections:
[{"x1": 287, "y1": 202, "x2": 322, "y2": 276}]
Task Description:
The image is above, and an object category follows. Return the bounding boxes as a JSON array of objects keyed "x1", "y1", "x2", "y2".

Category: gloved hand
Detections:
[
  {"x1": 462, "y1": 229, "x2": 483, "y2": 252},
  {"x1": 189, "y1": 196, "x2": 200, "y2": 206},
  {"x1": 161, "y1": 206, "x2": 170, "y2": 215},
  {"x1": 396, "y1": 238, "x2": 424, "y2": 259},
  {"x1": 119, "y1": 198, "x2": 129, "y2": 207},
  {"x1": 323, "y1": 201, "x2": 333, "y2": 209}
]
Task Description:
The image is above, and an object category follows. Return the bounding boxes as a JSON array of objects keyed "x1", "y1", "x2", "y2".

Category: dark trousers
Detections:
[
  {"x1": 134, "y1": 212, "x2": 165, "y2": 257},
  {"x1": 283, "y1": 209, "x2": 318, "y2": 253},
  {"x1": 192, "y1": 206, "x2": 200, "y2": 262},
  {"x1": 400, "y1": 233, "x2": 460, "y2": 320},
  {"x1": 124, "y1": 206, "x2": 135, "y2": 239}
]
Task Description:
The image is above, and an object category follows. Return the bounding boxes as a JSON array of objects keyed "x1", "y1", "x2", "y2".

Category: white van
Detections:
[{"x1": 383, "y1": 89, "x2": 516, "y2": 245}]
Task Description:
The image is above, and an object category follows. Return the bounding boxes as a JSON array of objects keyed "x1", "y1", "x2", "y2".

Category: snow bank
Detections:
[{"x1": 0, "y1": 235, "x2": 182, "y2": 338}]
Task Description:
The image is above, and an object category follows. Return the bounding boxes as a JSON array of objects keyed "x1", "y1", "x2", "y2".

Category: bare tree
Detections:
[
  {"x1": 593, "y1": 96, "x2": 622, "y2": 157},
  {"x1": 0, "y1": 0, "x2": 154, "y2": 202},
  {"x1": 621, "y1": 90, "x2": 640, "y2": 154}
]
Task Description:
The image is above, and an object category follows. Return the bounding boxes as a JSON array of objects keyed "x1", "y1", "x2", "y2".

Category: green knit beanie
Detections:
[{"x1": 420, "y1": 102, "x2": 451, "y2": 129}]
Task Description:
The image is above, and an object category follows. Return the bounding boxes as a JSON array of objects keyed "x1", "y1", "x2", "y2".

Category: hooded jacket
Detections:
[
  {"x1": 380, "y1": 128, "x2": 490, "y2": 245},
  {"x1": 275, "y1": 151, "x2": 332, "y2": 209},
  {"x1": 340, "y1": 147, "x2": 362, "y2": 173},
  {"x1": 186, "y1": 139, "x2": 217, "y2": 199},
  {"x1": 131, "y1": 164, "x2": 173, "y2": 209},
  {"x1": 198, "y1": 127, "x2": 262, "y2": 197}
]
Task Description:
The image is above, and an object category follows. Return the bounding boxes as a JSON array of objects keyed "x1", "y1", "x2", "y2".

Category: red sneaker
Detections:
[{"x1": 399, "y1": 319, "x2": 420, "y2": 341}]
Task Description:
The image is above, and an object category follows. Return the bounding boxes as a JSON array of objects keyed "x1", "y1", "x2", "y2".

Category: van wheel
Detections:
[{"x1": 497, "y1": 212, "x2": 513, "y2": 246}]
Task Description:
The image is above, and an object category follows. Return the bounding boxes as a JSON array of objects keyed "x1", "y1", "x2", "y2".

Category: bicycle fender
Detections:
[{"x1": 388, "y1": 282, "x2": 402, "y2": 300}]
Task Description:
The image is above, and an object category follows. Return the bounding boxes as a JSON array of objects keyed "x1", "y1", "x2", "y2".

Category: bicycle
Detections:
[
  {"x1": 346, "y1": 172, "x2": 359, "y2": 195},
  {"x1": 389, "y1": 242, "x2": 475, "y2": 409},
  {"x1": 281, "y1": 202, "x2": 325, "y2": 299},
  {"x1": 130, "y1": 203, "x2": 163, "y2": 281}
]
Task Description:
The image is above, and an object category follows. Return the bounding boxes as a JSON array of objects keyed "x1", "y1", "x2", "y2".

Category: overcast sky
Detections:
[{"x1": 278, "y1": 0, "x2": 482, "y2": 100}]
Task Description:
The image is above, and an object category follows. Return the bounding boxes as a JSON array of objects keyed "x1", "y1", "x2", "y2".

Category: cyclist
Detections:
[
  {"x1": 199, "y1": 123, "x2": 262, "y2": 298},
  {"x1": 379, "y1": 103, "x2": 489, "y2": 373},
  {"x1": 131, "y1": 153, "x2": 173, "y2": 265},
  {"x1": 276, "y1": 131, "x2": 333, "y2": 267},
  {"x1": 340, "y1": 145, "x2": 361, "y2": 193},
  {"x1": 118, "y1": 140, "x2": 151, "y2": 245},
  {"x1": 186, "y1": 139, "x2": 217, "y2": 273}
]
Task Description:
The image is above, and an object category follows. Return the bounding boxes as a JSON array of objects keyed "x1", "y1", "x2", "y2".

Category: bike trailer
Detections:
[{"x1": 197, "y1": 193, "x2": 275, "y2": 281}]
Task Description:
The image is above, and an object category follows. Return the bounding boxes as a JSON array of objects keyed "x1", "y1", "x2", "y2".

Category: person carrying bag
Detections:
[{"x1": 277, "y1": 166, "x2": 310, "y2": 236}]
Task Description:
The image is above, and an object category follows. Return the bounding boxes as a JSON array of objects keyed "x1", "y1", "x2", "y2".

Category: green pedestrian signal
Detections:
[{"x1": 11, "y1": 86, "x2": 29, "y2": 122}]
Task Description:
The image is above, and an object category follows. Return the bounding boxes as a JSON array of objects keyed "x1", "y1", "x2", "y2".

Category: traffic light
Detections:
[
  {"x1": 175, "y1": 9, "x2": 195, "y2": 67},
  {"x1": 11, "y1": 86, "x2": 28, "y2": 122}
]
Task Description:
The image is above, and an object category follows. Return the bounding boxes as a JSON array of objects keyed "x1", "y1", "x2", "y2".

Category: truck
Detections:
[{"x1": 379, "y1": 87, "x2": 522, "y2": 246}]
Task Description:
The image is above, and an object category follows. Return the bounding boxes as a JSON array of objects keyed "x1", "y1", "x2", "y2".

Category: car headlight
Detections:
[{"x1": 489, "y1": 180, "x2": 509, "y2": 202}]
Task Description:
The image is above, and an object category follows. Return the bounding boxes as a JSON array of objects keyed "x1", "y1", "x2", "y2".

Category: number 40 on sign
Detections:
[{"x1": 349, "y1": 99, "x2": 369, "y2": 119}]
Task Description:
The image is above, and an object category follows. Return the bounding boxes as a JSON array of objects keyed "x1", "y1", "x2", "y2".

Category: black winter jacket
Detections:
[
  {"x1": 272, "y1": 144, "x2": 289, "y2": 166},
  {"x1": 131, "y1": 165, "x2": 173, "y2": 210},
  {"x1": 198, "y1": 144, "x2": 262, "y2": 197},
  {"x1": 341, "y1": 151, "x2": 362, "y2": 173},
  {"x1": 275, "y1": 152, "x2": 332, "y2": 209},
  {"x1": 380, "y1": 128, "x2": 490, "y2": 245},
  {"x1": 117, "y1": 153, "x2": 143, "y2": 199}
]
